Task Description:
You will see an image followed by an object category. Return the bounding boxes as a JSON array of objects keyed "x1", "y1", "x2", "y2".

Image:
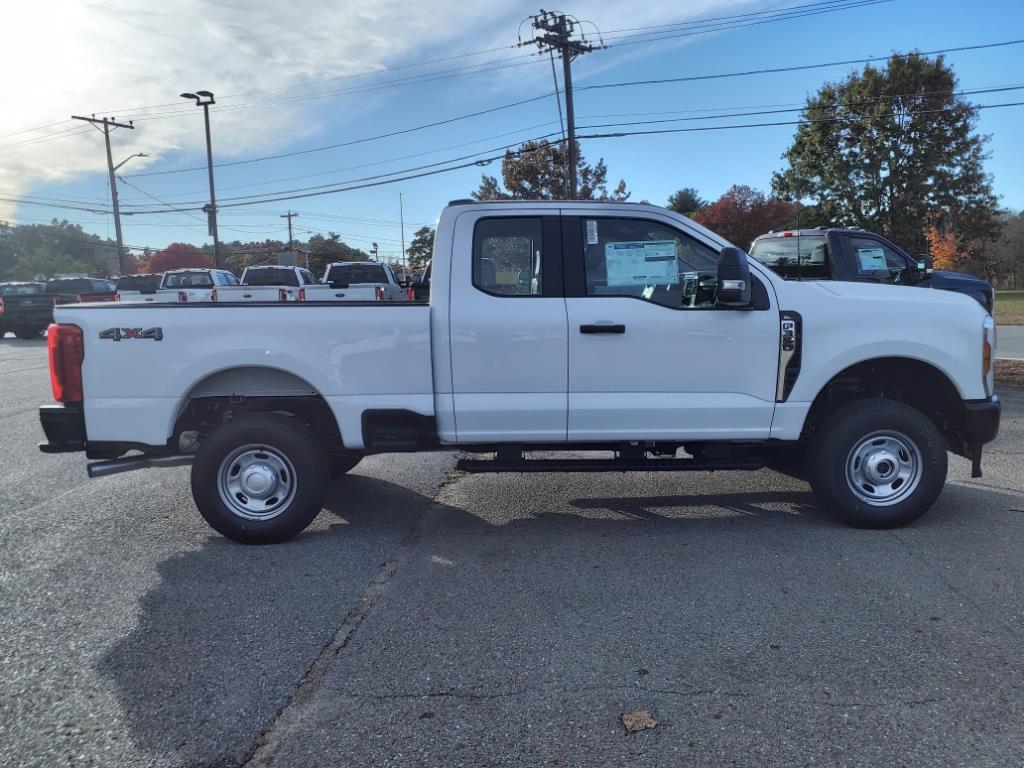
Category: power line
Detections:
[
  {"x1": 579, "y1": 39, "x2": 1024, "y2": 93},
  {"x1": 578, "y1": 100, "x2": 1024, "y2": 139},
  {"x1": 600, "y1": 0, "x2": 874, "y2": 35},
  {"x1": 601, "y1": 0, "x2": 892, "y2": 47},
  {"x1": 113, "y1": 101, "x2": 1024, "y2": 212},
  {"x1": 577, "y1": 85, "x2": 1024, "y2": 130},
  {"x1": 122, "y1": 92, "x2": 556, "y2": 178}
]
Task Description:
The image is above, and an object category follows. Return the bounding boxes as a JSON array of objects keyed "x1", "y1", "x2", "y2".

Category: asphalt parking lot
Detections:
[{"x1": 2, "y1": 337, "x2": 1023, "y2": 768}]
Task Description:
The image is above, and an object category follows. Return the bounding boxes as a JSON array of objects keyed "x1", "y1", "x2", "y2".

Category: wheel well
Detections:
[
  {"x1": 172, "y1": 367, "x2": 342, "y2": 451},
  {"x1": 803, "y1": 357, "x2": 964, "y2": 442}
]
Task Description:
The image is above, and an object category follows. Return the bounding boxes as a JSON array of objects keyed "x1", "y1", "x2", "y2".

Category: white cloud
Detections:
[{"x1": 0, "y1": 0, "x2": 759, "y2": 219}]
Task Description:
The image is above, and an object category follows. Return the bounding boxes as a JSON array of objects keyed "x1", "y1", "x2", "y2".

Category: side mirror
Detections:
[
  {"x1": 716, "y1": 247, "x2": 752, "y2": 307},
  {"x1": 916, "y1": 254, "x2": 934, "y2": 276}
]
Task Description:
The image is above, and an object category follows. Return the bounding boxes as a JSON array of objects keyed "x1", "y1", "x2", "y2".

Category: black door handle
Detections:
[{"x1": 580, "y1": 323, "x2": 625, "y2": 334}]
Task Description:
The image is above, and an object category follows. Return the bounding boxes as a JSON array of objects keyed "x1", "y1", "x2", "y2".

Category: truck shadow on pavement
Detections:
[{"x1": 97, "y1": 471, "x2": 1024, "y2": 767}]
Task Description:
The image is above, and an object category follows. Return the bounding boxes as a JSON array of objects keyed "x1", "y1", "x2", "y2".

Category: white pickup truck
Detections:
[
  {"x1": 116, "y1": 268, "x2": 242, "y2": 304},
  {"x1": 301, "y1": 261, "x2": 408, "y2": 302},
  {"x1": 39, "y1": 200, "x2": 1000, "y2": 544},
  {"x1": 214, "y1": 265, "x2": 319, "y2": 302}
]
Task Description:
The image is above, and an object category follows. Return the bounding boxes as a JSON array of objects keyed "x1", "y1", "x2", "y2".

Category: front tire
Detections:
[
  {"x1": 808, "y1": 399, "x2": 947, "y2": 529},
  {"x1": 191, "y1": 414, "x2": 329, "y2": 544}
]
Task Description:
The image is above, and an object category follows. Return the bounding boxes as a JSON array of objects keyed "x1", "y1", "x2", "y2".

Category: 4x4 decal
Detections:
[{"x1": 99, "y1": 327, "x2": 163, "y2": 341}]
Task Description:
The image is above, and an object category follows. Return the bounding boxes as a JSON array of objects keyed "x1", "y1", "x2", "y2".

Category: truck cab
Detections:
[{"x1": 749, "y1": 227, "x2": 994, "y2": 313}]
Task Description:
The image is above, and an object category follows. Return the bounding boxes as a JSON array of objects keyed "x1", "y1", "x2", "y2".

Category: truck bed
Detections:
[{"x1": 56, "y1": 301, "x2": 433, "y2": 449}]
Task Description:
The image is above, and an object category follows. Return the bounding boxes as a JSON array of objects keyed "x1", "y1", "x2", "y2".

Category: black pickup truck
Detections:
[
  {"x1": 748, "y1": 228, "x2": 994, "y2": 313},
  {"x1": 0, "y1": 282, "x2": 53, "y2": 339}
]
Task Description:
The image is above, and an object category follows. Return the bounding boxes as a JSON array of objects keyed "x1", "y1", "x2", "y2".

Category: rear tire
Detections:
[
  {"x1": 191, "y1": 414, "x2": 329, "y2": 544},
  {"x1": 808, "y1": 398, "x2": 947, "y2": 528},
  {"x1": 14, "y1": 327, "x2": 40, "y2": 340}
]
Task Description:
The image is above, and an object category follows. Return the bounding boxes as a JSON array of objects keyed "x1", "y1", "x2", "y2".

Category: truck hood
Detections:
[{"x1": 928, "y1": 270, "x2": 994, "y2": 314}]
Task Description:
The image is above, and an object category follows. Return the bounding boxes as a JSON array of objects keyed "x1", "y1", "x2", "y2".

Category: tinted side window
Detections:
[
  {"x1": 848, "y1": 237, "x2": 908, "y2": 280},
  {"x1": 473, "y1": 218, "x2": 543, "y2": 297},
  {"x1": 580, "y1": 217, "x2": 719, "y2": 309},
  {"x1": 750, "y1": 235, "x2": 830, "y2": 280}
]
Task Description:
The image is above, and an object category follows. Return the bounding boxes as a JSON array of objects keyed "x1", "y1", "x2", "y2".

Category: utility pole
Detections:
[
  {"x1": 521, "y1": 10, "x2": 600, "y2": 199},
  {"x1": 180, "y1": 91, "x2": 220, "y2": 267},
  {"x1": 281, "y1": 211, "x2": 298, "y2": 249},
  {"x1": 71, "y1": 114, "x2": 135, "y2": 274},
  {"x1": 399, "y1": 192, "x2": 407, "y2": 276},
  {"x1": 281, "y1": 211, "x2": 304, "y2": 268}
]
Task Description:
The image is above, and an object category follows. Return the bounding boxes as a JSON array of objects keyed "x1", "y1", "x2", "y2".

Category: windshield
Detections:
[
  {"x1": 163, "y1": 272, "x2": 213, "y2": 288},
  {"x1": 1, "y1": 283, "x2": 45, "y2": 295},
  {"x1": 325, "y1": 264, "x2": 388, "y2": 284},
  {"x1": 243, "y1": 268, "x2": 299, "y2": 287},
  {"x1": 47, "y1": 279, "x2": 103, "y2": 294},
  {"x1": 116, "y1": 275, "x2": 162, "y2": 292}
]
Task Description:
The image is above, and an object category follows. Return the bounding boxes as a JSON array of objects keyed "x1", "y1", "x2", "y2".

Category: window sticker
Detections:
[
  {"x1": 857, "y1": 247, "x2": 888, "y2": 271},
  {"x1": 605, "y1": 241, "x2": 678, "y2": 286},
  {"x1": 586, "y1": 220, "x2": 599, "y2": 244}
]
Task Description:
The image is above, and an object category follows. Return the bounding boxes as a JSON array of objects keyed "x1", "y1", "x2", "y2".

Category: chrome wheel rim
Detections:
[
  {"x1": 217, "y1": 443, "x2": 297, "y2": 520},
  {"x1": 845, "y1": 430, "x2": 922, "y2": 507}
]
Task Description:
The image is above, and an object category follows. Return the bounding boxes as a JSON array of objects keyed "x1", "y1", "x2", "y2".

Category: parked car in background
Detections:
[
  {"x1": 158, "y1": 268, "x2": 239, "y2": 303},
  {"x1": 409, "y1": 260, "x2": 431, "y2": 302},
  {"x1": 45, "y1": 277, "x2": 117, "y2": 306},
  {"x1": 749, "y1": 227, "x2": 994, "y2": 313},
  {"x1": 0, "y1": 282, "x2": 52, "y2": 339},
  {"x1": 214, "y1": 265, "x2": 317, "y2": 302},
  {"x1": 302, "y1": 261, "x2": 408, "y2": 302},
  {"x1": 114, "y1": 274, "x2": 164, "y2": 303}
]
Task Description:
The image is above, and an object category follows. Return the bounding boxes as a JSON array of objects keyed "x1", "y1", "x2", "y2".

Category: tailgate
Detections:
[{"x1": 303, "y1": 285, "x2": 377, "y2": 302}]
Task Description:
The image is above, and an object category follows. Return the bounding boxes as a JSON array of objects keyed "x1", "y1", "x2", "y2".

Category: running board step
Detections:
[{"x1": 456, "y1": 456, "x2": 765, "y2": 473}]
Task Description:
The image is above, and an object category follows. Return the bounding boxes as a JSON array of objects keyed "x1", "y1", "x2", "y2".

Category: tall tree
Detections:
[
  {"x1": 772, "y1": 53, "x2": 1000, "y2": 255},
  {"x1": 0, "y1": 219, "x2": 118, "y2": 279},
  {"x1": 146, "y1": 243, "x2": 212, "y2": 273},
  {"x1": 666, "y1": 187, "x2": 708, "y2": 216},
  {"x1": 305, "y1": 233, "x2": 370, "y2": 279},
  {"x1": 692, "y1": 185, "x2": 800, "y2": 248},
  {"x1": 405, "y1": 226, "x2": 435, "y2": 272},
  {"x1": 472, "y1": 139, "x2": 629, "y2": 201}
]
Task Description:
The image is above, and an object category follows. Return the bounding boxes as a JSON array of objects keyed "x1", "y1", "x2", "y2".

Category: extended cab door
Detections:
[
  {"x1": 448, "y1": 212, "x2": 567, "y2": 442},
  {"x1": 563, "y1": 213, "x2": 779, "y2": 441}
]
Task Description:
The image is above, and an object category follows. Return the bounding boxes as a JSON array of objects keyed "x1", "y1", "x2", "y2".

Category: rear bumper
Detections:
[
  {"x1": 38, "y1": 403, "x2": 86, "y2": 453},
  {"x1": 1, "y1": 310, "x2": 52, "y2": 327}
]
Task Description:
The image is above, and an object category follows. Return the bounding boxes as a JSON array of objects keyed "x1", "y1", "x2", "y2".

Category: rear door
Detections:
[
  {"x1": 563, "y1": 212, "x2": 780, "y2": 441},
  {"x1": 448, "y1": 212, "x2": 567, "y2": 442}
]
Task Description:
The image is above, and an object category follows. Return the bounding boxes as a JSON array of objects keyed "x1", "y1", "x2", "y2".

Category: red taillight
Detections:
[
  {"x1": 406, "y1": 285, "x2": 415, "y2": 301},
  {"x1": 0, "y1": 297, "x2": 5, "y2": 313},
  {"x1": 278, "y1": 288, "x2": 288, "y2": 302},
  {"x1": 375, "y1": 286, "x2": 385, "y2": 301},
  {"x1": 178, "y1": 291, "x2": 188, "y2": 303},
  {"x1": 210, "y1": 288, "x2": 218, "y2": 303},
  {"x1": 296, "y1": 288, "x2": 306, "y2": 302},
  {"x1": 47, "y1": 324, "x2": 84, "y2": 403}
]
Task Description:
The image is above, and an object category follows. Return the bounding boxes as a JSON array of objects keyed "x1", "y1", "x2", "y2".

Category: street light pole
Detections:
[{"x1": 181, "y1": 91, "x2": 220, "y2": 268}]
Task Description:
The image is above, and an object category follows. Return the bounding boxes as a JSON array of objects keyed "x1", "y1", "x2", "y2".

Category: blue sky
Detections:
[{"x1": 2, "y1": 0, "x2": 1022, "y2": 263}]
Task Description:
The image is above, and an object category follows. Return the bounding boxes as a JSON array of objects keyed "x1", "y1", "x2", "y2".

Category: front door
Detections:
[
  {"x1": 563, "y1": 213, "x2": 779, "y2": 441},
  {"x1": 448, "y1": 213, "x2": 568, "y2": 443}
]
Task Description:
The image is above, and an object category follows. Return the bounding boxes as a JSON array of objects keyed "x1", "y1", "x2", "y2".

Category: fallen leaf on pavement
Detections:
[{"x1": 621, "y1": 709, "x2": 657, "y2": 733}]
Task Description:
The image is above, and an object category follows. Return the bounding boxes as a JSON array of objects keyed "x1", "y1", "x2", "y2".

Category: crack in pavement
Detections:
[{"x1": 240, "y1": 467, "x2": 464, "y2": 768}]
